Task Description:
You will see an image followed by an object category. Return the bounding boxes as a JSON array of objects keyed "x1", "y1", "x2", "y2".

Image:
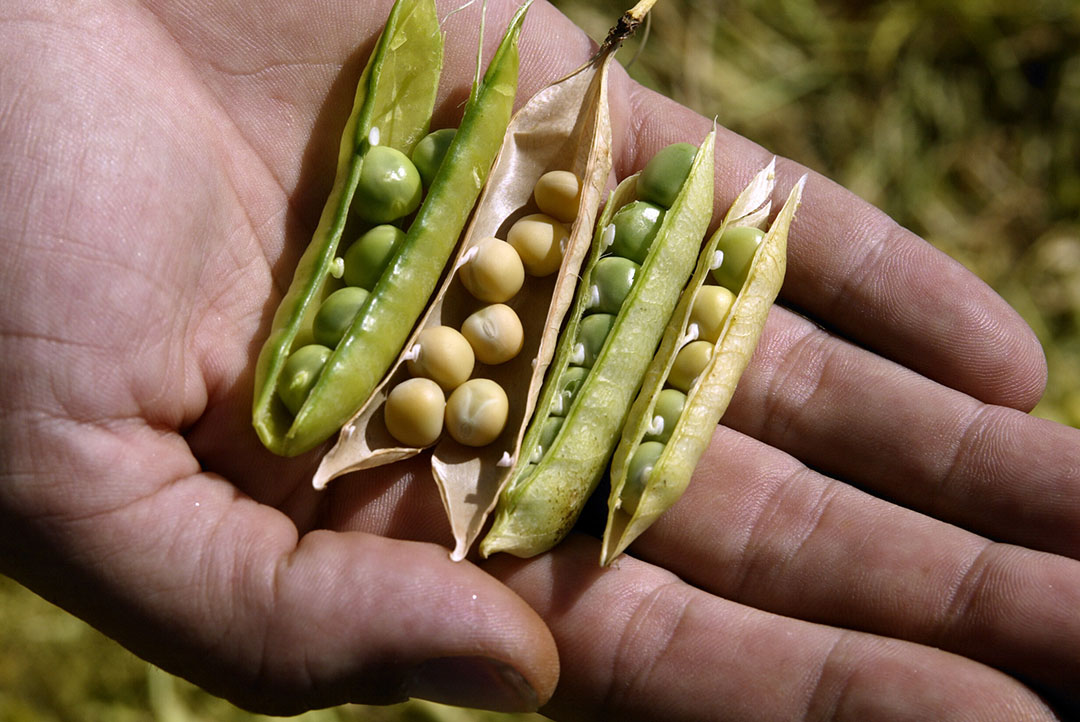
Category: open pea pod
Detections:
[
  {"x1": 253, "y1": 0, "x2": 528, "y2": 456},
  {"x1": 479, "y1": 130, "x2": 716, "y2": 559},
  {"x1": 314, "y1": 2, "x2": 658, "y2": 562},
  {"x1": 600, "y1": 162, "x2": 807, "y2": 566}
]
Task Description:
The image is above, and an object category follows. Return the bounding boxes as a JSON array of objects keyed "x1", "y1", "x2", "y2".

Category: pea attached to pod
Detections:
[
  {"x1": 353, "y1": 145, "x2": 424, "y2": 224},
  {"x1": 313, "y1": 286, "x2": 371, "y2": 348},
  {"x1": 636, "y1": 142, "x2": 698, "y2": 209},
  {"x1": 412, "y1": 128, "x2": 457, "y2": 187},
  {"x1": 343, "y1": 225, "x2": 406, "y2": 291}
]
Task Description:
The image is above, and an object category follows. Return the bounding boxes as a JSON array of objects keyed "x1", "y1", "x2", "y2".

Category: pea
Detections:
[
  {"x1": 643, "y1": 388, "x2": 686, "y2": 444},
  {"x1": 621, "y1": 441, "x2": 666, "y2": 517},
  {"x1": 689, "y1": 284, "x2": 736, "y2": 344},
  {"x1": 712, "y1": 226, "x2": 765, "y2": 292},
  {"x1": 445, "y1": 378, "x2": 509, "y2": 447},
  {"x1": 459, "y1": 237, "x2": 525, "y2": 303},
  {"x1": 506, "y1": 213, "x2": 568, "y2": 277},
  {"x1": 667, "y1": 340, "x2": 713, "y2": 392},
  {"x1": 411, "y1": 128, "x2": 457, "y2": 187},
  {"x1": 461, "y1": 303, "x2": 524, "y2": 365},
  {"x1": 609, "y1": 201, "x2": 665, "y2": 263},
  {"x1": 384, "y1": 377, "x2": 446, "y2": 448},
  {"x1": 549, "y1": 365, "x2": 589, "y2": 416},
  {"x1": 537, "y1": 415, "x2": 564, "y2": 453},
  {"x1": 588, "y1": 256, "x2": 639, "y2": 314},
  {"x1": 573, "y1": 312, "x2": 615, "y2": 368},
  {"x1": 277, "y1": 344, "x2": 332, "y2": 416},
  {"x1": 406, "y1": 325, "x2": 475, "y2": 391},
  {"x1": 637, "y1": 142, "x2": 697, "y2": 209},
  {"x1": 353, "y1": 145, "x2": 423, "y2": 224},
  {"x1": 533, "y1": 170, "x2": 581, "y2": 224},
  {"x1": 343, "y1": 225, "x2": 406, "y2": 290},
  {"x1": 312, "y1": 286, "x2": 370, "y2": 348}
]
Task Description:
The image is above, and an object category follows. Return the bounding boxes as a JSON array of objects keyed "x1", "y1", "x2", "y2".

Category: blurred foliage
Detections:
[{"x1": 3, "y1": 2, "x2": 1078, "y2": 722}]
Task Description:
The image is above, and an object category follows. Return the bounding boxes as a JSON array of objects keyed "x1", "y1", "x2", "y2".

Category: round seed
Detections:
[
  {"x1": 621, "y1": 441, "x2": 666, "y2": 517},
  {"x1": 406, "y1": 325, "x2": 475, "y2": 391},
  {"x1": 277, "y1": 344, "x2": 332, "y2": 416},
  {"x1": 637, "y1": 142, "x2": 697, "y2": 209},
  {"x1": 537, "y1": 415, "x2": 564, "y2": 453},
  {"x1": 533, "y1": 170, "x2": 581, "y2": 223},
  {"x1": 575, "y1": 312, "x2": 615, "y2": 368},
  {"x1": 589, "y1": 256, "x2": 639, "y2": 314},
  {"x1": 459, "y1": 237, "x2": 525, "y2": 303},
  {"x1": 712, "y1": 226, "x2": 766, "y2": 292},
  {"x1": 609, "y1": 201, "x2": 665, "y2": 263},
  {"x1": 461, "y1": 303, "x2": 524, "y2": 365},
  {"x1": 353, "y1": 145, "x2": 423, "y2": 224},
  {"x1": 312, "y1": 286, "x2": 370, "y2": 348},
  {"x1": 343, "y1": 225, "x2": 406, "y2": 290},
  {"x1": 384, "y1": 377, "x2": 445, "y2": 447},
  {"x1": 411, "y1": 128, "x2": 456, "y2": 187},
  {"x1": 689, "y1": 284, "x2": 736, "y2": 344},
  {"x1": 550, "y1": 365, "x2": 589, "y2": 416},
  {"x1": 643, "y1": 388, "x2": 687, "y2": 444},
  {"x1": 445, "y1": 378, "x2": 509, "y2": 447},
  {"x1": 506, "y1": 213, "x2": 569, "y2": 277},
  {"x1": 668, "y1": 340, "x2": 713, "y2": 392}
]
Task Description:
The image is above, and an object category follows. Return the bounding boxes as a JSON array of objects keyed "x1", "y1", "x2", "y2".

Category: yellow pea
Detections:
[
  {"x1": 384, "y1": 377, "x2": 446, "y2": 448},
  {"x1": 533, "y1": 170, "x2": 581, "y2": 224},
  {"x1": 506, "y1": 213, "x2": 568, "y2": 277},
  {"x1": 459, "y1": 237, "x2": 525, "y2": 303},
  {"x1": 689, "y1": 284, "x2": 736, "y2": 344},
  {"x1": 406, "y1": 325, "x2": 475, "y2": 391},
  {"x1": 445, "y1": 378, "x2": 509, "y2": 447},
  {"x1": 461, "y1": 303, "x2": 524, "y2": 365},
  {"x1": 667, "y1": 340, "x2": 713, "y2": 392}
]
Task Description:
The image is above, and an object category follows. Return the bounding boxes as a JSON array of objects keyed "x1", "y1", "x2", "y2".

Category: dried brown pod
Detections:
[{"x1": 313, "y1": 3, "x2": 654, "y2": 560}]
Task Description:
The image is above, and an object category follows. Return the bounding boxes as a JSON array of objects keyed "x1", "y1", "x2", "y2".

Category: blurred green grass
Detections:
[{"x1": 3, "y1": 1, "x2": 1077, "y2": 721}]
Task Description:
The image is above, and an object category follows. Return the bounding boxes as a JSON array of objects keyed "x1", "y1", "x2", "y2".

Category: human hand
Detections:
[{"x1": 1, "y1": 1, "x2": 1077, "y2": 720}]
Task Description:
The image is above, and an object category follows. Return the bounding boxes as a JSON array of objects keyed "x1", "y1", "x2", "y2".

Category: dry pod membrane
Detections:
[
  {"x1": 314, "y1": 0, "x2": 657, "y2": 560},
  {"x1": 479, "y1": 130, "x2": 717, "y2": 559},
  {"x1": 252, "y1": 0, "x2": 527, "y2": 456},
  {"x1": 600, "y1": 161, "x2": 807, "y2": 565}
]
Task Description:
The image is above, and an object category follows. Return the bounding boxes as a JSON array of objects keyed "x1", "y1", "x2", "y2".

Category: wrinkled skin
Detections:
[{"x1": 2, "y1": 1, "x2": 1079, "y2": 719}]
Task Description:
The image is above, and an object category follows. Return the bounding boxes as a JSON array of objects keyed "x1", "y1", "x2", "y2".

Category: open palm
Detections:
[{"x1": 2, "y1": 1, "x2": 1078, "y2": 720}]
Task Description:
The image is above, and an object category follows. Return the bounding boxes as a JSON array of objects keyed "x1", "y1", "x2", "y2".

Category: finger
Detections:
[
  {"x1": 2, "y1": 422, "x2": 558, "y2": 715},
  {"x1": 604, "y1": 71, "x2": 1046, "y2": 412},
  {"x1": 723, "y1": 306, "x2": 1080, "y2": 558},
  {"x1": 486, "y1": 537, "x2": 1056, "y2": 722},
  {"x1": 628, "y1": 426, "x2": 1080, "y2": 711}
]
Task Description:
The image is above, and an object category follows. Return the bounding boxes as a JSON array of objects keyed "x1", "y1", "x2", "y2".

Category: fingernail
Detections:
[{"x1": 406, "y1": 656, "x2": 539, "y2": 713}]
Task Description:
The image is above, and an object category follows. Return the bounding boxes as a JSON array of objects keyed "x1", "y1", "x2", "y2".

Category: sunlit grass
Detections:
[{"x1": 3, "y1": 2, "x2": 1077, "y2": 721}]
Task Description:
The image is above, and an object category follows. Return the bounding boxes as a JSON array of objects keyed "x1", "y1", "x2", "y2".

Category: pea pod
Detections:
[
  {"x1": 253, "y1": 0, "x2": 528, "y2": 456},
  {"x1": 600, "y1": 161, "x2": 807, "y2": 565},
  {"x1": 314, "y1": 1, "x2": 657, "y2": 562},
  {"x1": 479, "y1": 131, "x2": 716, "y2": 559}
]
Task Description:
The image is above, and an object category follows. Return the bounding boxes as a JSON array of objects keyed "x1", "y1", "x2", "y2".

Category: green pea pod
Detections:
[
  {"x1": 480, "y1": 130, "x2": 716, "y2": 559},
  {"x1": 600, "y1": 162, "x2": 807, "y2": 566},
  {"x1": 253, "y1": 0, "x2": 529, "y2": 456}
]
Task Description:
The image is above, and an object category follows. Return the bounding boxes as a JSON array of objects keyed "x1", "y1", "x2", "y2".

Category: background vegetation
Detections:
[{"x1": 3, "y1": 0, "x2": 1076, "y2": 720}]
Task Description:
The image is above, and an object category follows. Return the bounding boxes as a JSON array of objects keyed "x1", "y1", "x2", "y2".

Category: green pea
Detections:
[
  {"x1": 353, "y1": 145, "x2": 423, "y2": 224},
  {"x1": 537, "y1": 415, "x2": 564, "y2": 453},
  {"x1": 573, "y1": 312, "x2": 615, "y2": 368},
  {"x1": 412, "y1": 128, "x2": 457, "y2": 187},
  {"x1": 343, "y1": 225, "x2": 406, "y2": 290},
  {"x1": 589, "y1": 256, "x2": 639, "y2": 314},
  {"x1": 550, "y1": 365, "x2": 589, "y2": 416},
  {"x1": 609, "y1": 201, "x2": 664, "y2": 263},
  {"x1": 312, "y1": 286, "x2": 370, "y2": 348},
  {"x1": 712, "y1": 226, "x2": 765, "y2": 292},
  {"x1": 637, "y1": 142, "x2": 697, "y2": 209},
  {"x1": 278, "y1": 344, "x2": 332, "y2": 416},
  {"x1": 689, "y1": 284, "x2": 736, "y2": 344},
  {"x1": 643, "y1": 388, "x2": 686, "y2": 444},
  {"x1": 621, "y1": 441, "x2": 666, "y2": 517}
]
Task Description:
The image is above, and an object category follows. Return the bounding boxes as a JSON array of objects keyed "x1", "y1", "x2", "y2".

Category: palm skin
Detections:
[{"x1": 2, "y1": 1, "x2": 1078, "y2": 720}]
